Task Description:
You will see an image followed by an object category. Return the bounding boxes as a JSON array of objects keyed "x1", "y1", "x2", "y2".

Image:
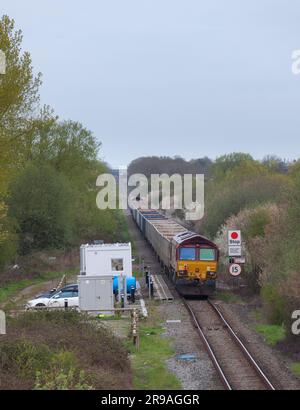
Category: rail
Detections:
[
  {"x1": 182, "y1": 298, "x2": 276, "y2": 390},
  {"x1": 207, "y1": 300, "x2": 276, "y2": 390}
]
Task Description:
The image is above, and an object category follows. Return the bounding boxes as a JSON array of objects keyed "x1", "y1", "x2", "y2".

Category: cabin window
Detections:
[
  {"x1": 111, "y1": 258, "x2": 124, "y2": 271},
  {"x1": 199, "y1": 248, "x2": 215, "y2": 261},
  {"x1": 179, "y1": 247, "x2": 196, "y2": 260}
]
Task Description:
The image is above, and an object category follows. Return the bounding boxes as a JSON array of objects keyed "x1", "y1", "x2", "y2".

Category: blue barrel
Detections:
[{"x1": 113, "y1": 276, "x2": 136, "y2": 294}]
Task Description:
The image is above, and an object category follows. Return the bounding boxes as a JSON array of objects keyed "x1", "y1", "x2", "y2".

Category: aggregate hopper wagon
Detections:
[{"x1": 131, "y1": 208, "x2": 219, "y2": 296}]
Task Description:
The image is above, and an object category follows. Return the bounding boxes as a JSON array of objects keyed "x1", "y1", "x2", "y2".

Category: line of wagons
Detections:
[{"x1": 131, "y1": 208, "x2": 219, "y2": 297}]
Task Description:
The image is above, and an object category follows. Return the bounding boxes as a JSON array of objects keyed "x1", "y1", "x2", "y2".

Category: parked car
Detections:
[
  {"x1": 34, "y1": 283, "x2": 78, "y2": 299},
  {"x1": 26, "y1": 286, "x2": 78, "y2": 309}
]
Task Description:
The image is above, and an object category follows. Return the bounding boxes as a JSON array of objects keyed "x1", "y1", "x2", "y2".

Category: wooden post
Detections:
[{"x1": 131, "y1": 308, "x2": 139, "y2": 349}]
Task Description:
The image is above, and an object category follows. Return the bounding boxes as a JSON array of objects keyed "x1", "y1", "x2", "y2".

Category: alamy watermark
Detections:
[
  {"x1": 95, "y1": 169, "x2": 204, "y2": 221},
  {"x1": 0, "y1": 310, "x2": 6, "y2": 335},
  {"x1": 291, "y1": 310, "x2": 300, "y2": 335},
  {"x1": 0, "y1": 49, "x2": 6, "y2": 75},
  {"x1": 291, "y1": 50, "x2": 300, "y2": 75}
]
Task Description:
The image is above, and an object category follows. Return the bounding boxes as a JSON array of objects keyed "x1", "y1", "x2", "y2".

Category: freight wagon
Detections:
[{"x1": 131, "y1": 208, "x2": 219, "y2": 296}]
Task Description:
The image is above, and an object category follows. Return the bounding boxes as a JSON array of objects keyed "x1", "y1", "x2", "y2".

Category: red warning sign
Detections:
[{"x1": 228, "y1": 230, "x2": 241, "y2": 246}]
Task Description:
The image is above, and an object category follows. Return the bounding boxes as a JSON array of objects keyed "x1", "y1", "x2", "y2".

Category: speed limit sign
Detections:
[{"x1": 229, "y1": 263, "x2": 242, "y2": 276}]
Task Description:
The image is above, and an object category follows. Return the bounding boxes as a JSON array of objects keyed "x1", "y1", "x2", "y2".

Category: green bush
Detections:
[
  {"x1": 244, "y1": 208, "x2": 270, "y2": 239},
  {"x1": 9, "y1": 164, "x2": 75, "y2": 253},
  {"x1": 258, "y1": 171, "x2": 300, "y2": 329},
  {"x1": 0, "y1": 203, "x2": 18, "y2": 268},
  {"x1": 35, "y1": 368, "x2": 93, "y2": 390},
  {"x1": 290, "y1": 363, "x2": 300, "y2": 377},
  {"x1": 255, "y1": 324, "x2": 285, "y2": 346},
  {"x1": 214, "y1": 203, "x2": 281, "y2": 294},
  {"x1": 0, "y1": 231, "x2": 17, "y2": 268},
  {"x1": 35, "y1": 351, "x2": 93, "y2": 390},
  {"x1": 261, "y1": 284, "x2": 286, "y2": 325},
  {"x1": 0, "y1": 340, "x2": 93, "y2": 390},
  {"x1": 0, "y1": 311, "x2": 131, "y2": 390},
  {"x1": 0, "y1": 340, "x2": 52, "y2": 378},
  {"x1": 202, "y1": 174, "x2": 285, "y2": 238},
  {"x1": 12, "y1": 309, "x2": 84, "y2": 327}
]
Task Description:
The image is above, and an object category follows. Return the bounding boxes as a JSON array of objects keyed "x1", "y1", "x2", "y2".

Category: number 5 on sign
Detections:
[{"x1": 229, "y1": 263, "x2": 241, "y2": 276}]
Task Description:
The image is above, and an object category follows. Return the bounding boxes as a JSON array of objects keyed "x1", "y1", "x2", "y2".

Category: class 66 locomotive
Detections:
[{"x1": 131, "y1": 208, "x2": 219, "y2": 297}]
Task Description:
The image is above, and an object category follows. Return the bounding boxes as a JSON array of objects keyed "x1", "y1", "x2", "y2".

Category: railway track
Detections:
[{"x1": 183, "y1": 298, "x2": 276, "y2": 390}]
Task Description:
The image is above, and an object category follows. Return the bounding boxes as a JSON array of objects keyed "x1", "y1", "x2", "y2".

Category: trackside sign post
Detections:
[
  {"x1": 233, "y1": 256, "x2": 245, "y2": 264},
  {"x1": 228, "y1": 230, "x2": 241, "y2": 256},
  {"x1": 227, "y1": 230, "x2": 243, "y2": 285},
  {"x1": 229, "y1": 263, "x2": 242, "y2": 276}
]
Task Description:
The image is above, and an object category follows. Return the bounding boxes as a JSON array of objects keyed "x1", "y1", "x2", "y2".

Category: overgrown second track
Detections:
[{"x1": 183, "y1": 298, "x2": 276, "y2": 390}]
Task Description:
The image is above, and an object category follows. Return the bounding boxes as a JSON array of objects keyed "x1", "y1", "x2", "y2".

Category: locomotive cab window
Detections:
[
  {"x1": 199, "y1": 248, "x2": 215, "y2": 261},
  {"x1": 179, "y1": 247, "x2": 196, "y2": 260}
]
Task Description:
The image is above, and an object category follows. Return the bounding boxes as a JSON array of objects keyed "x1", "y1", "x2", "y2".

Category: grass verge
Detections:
[
  {"x1": 133, "y1": 270, "x2": 143, "y2": 280},
  {"x1": 0, "y1": 269, "x2": 76, "y2": 304},
  {"x1": 215, "y1": 290, "x2": 243, "y2": 304},
  {"x1": 125, "y1": 305, "x2": 181, "y2": 390},
  {"x1": 255, "y1": 323, "x2": 286, "y2": 346},
  {"x1": 290, "y1": 362, "x2": 300, "y2": 377}
]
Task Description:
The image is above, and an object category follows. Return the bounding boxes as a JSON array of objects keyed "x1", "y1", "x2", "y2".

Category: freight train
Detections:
[{"x1": 131, "y1": 208, "x2": 219, "y2": 296}]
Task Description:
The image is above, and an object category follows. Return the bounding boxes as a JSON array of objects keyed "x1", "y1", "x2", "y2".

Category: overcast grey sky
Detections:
[{"x1": 2, "y1": 0, "x2": 300, "y2": 165}]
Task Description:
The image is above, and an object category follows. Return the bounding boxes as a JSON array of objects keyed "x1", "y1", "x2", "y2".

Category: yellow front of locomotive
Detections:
[{"x1": 176, "y1": 245, "x2": 218, "y2": 283}]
